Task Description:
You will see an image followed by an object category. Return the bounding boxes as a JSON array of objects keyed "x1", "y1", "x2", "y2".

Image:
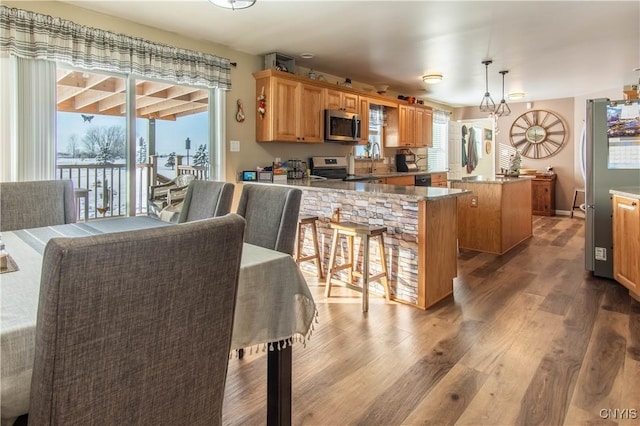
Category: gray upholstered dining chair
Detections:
[
  {"x1": 28, "y1": 214, "x2": 246, "y2": 426},
  {"x1": 0, "y1": 180, "x2": 76, "y2": 231},
  {"x1": 177, "y1": 180, "x2": 235, "y2": 223},
  {"x1": 235, "y1": 184, "x2": 302, "y2": 255}
]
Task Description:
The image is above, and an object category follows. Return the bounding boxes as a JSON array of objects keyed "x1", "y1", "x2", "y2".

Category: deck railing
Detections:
[
  {"x1": 57, "y1": 163, "x2": 152, "y2": 219},
  {"x1": 57, "y1": 157, "x2": 207, "y2": 221}
]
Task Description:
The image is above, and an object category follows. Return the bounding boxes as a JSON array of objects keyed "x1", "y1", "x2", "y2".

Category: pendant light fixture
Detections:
[
  {"x1": 479, "y1": 60, "x2": 496, "y2": 114},
  {"x1": 208, "y1": 0, "x2": 256, "y2": 10},
  {"x1": 495, "y1": 70, "x2": 512, "y2": 117}
]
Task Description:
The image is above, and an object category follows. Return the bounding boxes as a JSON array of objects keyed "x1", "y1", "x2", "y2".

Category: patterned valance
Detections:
[{"x1": 0, "y1": 6, "x2": 232, "y2": 90}]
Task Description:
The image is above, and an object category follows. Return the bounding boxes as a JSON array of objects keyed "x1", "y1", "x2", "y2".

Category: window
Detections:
[
  {"x1": 428, "y1": 110, "x2": 450, "y2": 172},
  {"x1": 55, "y1": 66, "x2": 211, "y2": 218}
]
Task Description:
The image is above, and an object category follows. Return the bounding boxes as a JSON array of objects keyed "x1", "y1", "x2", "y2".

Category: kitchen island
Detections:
[
  {"x1": 285, "y1": 179, "x2": 468, "y2": 309},
  {"x1": 450, "y1": 176, "x2": 532, "y2": 255}
]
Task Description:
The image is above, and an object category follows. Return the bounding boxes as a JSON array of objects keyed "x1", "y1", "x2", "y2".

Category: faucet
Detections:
[{"x1": 370, "y1": 142, "x2": 381, "y2": 174}]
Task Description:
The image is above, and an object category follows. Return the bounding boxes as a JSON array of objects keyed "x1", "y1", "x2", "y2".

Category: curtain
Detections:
[
  {"x1": 0, "y1": 6, "x2": 232, "y2": 89},
  {"x1": 0, "y1": 56, "x2": 56, "y2": 181}
]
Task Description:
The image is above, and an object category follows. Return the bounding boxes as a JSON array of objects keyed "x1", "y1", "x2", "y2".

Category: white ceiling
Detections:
[{"x1": 61, "y1": 0, "x2": 640, "y2": 107}]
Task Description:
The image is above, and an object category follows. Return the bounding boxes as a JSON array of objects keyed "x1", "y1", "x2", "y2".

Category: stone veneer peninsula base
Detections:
[{"x1": 289, "y1": 180, "x2": 467, "y2": 310}]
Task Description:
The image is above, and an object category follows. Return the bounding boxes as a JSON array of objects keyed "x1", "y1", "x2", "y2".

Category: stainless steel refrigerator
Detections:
[{"x1": 585, "y1": 98, "x2": 640, "y2": 279}]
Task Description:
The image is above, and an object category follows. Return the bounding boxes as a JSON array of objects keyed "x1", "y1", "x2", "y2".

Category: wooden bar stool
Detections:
[
  {"x1": 571, "y1": 188, "x2": 585, "y2": 218},
  {"x1": 325, "y1": 221, "x2": 390, "y2": 312},
  {"x1": 295, "y1": 215, "x2": 324, "y2": 278}
]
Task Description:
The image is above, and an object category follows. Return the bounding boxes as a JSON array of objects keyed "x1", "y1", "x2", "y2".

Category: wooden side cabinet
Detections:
[
  {"x1": 613, "y1": 194, "x2": 640, "y2": 299},
  {"x1": 531, "y1": 174, "x2": 556, "y2": 216}
]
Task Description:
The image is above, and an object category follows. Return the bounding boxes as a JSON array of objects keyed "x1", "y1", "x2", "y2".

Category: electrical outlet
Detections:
[{"x1": 470, "y1": 196, "x2": 478, "y2": 207}]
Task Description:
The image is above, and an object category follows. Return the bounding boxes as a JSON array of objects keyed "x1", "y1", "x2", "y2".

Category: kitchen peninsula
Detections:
[
  {"x1": 450, "y1": 176, "x2": 533, "y2": 255},
  {"x1": 287, "y1": 179, "x2": 468, "y2": 309}
]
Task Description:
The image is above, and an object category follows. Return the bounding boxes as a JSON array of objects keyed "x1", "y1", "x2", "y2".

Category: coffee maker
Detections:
[{"x1": 396, "y1": 154, "x2": 419, "y2": 172}]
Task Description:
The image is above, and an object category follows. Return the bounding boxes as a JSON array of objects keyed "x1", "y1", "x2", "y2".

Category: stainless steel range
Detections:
[{"x1": 309, "y1": 156, "x2": 348, "y2": 180}]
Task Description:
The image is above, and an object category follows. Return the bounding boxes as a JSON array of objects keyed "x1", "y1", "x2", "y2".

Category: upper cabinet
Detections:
[
  {"x1": 386, "y1": 104, "x2": 433, "y2": 148},
  {"x1": 253, "y1": 69, "x2": 434, "y2": 146},
  {"x1": 417, "y1": 107, "x2": 433, "y2": 148},
  {"x1": 325, "y1": 89, "x2": 359, "y2": 113},
  {"x1": 359, "y1": 97, "x2": 370, "y2": 144},
  {"x1": 254, "y1": 71, "x2": 324, "y2": 143}
]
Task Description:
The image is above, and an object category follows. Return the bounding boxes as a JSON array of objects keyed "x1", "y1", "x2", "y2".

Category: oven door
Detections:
[{"x1": 414, "y1": 174, "x2": 432, "y2": 186}]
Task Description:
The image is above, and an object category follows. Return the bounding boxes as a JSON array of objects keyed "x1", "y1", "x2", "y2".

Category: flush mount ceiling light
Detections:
[
  {"x1": 422, "y1": 73, "x2": 443, "y2": 84},
  {"x1": 479, "y1": 60, "x2": 496, "y2": 114},
  {"x1": 494, "y1": 70, "x2": 511, "y2": 117},
  {"x1": 208, "y1": 0, "x2": 256, "y2": 10},
  {"x1": 508, "y1": 92, "x2": 526, "y2": 100},
  {"x1": 300, "y1": 53, "x2": 314, "y2": 59}
]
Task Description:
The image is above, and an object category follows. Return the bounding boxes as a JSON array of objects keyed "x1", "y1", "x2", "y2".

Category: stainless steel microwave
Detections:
[{"x1": 325, "y1": 109, "x2": 361, "y2": 142}]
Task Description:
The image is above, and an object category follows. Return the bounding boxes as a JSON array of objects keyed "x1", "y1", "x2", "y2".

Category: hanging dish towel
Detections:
[
  {"x1": 461, "y1": 125, "x2": 468, "y2": 167},
  {"x1": 467, "y1": 127, "x2": 478, "y2": 173}
]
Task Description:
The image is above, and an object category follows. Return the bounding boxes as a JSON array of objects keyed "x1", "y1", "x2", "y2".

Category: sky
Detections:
[{"x1": 57, "y1": 111, "x2": 209, "y2": 158}]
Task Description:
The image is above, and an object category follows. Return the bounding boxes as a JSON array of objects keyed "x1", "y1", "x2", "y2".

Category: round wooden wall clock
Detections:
[{"x1": 509, "y1": 110, "x2": 566, "y2": 159}]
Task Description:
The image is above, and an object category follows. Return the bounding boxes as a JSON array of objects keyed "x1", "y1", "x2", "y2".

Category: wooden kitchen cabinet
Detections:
[
  {"x1": 418, "y1": 107, "x2": 433, "y2": 147},
  {"x1": 399, "y1": 105, "x2": 415, "y2": 146},
  {"x1": 386, "y1": 175, "x2": 415, "y2": 186},
  {"x1": 430, "y1": 172, "x2": 447, "y2": 187},
  {"x1": 386, "y1": 104, "x2": 432, "y2": 148},
  {"x1": 325, "y1": 88, "x2": 358, "y2": 113},
  {"x1": 613, "y1": 194, "x2": 640, "y2": 299},
  {"x1": 359, "y1": 97, "x2": 370, "y2": 145},
  {"x1": 531, "y1": 174, "x2": 556, "y2": 216},
  {"x1": 254, "y1": 72, "x2": 324, "y2": 143}
]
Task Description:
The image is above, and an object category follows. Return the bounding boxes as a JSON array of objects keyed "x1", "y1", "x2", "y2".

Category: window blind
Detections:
[{"x1": 428, "y1": 110, "x2": 450, "y2": 172}]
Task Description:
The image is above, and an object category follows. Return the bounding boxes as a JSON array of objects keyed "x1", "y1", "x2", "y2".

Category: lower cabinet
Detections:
[
  {"x1": 386, "y1": 175, "x2": 415, "y2": 186},
  {"x1": 430, "y1": 172, "x2": 447, "y2": 188},
  {"x1": 613, "y1": 194, "x2": 640, "y2": 299},
  {"x1": 532, "y1": 174, "x2": 556, "y2": 216}
]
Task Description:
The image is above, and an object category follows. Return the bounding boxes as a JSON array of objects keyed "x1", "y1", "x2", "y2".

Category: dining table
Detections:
[{"x1": 0, "y1": 216, "x2": 317, "y2": 426}]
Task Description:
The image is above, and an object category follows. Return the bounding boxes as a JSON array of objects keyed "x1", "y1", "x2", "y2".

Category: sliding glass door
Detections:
[{"x1": 56, "y1": 66, "x2": 210, "y2": 219}]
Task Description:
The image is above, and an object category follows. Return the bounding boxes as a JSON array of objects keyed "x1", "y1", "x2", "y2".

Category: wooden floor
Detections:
[{"x1": 222, "y1": 216, "x2": 640, "y2": 425}]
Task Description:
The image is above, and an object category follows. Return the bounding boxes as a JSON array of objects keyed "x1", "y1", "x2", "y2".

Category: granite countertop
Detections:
[
  {"x1": 343, "y1": 170, "x2": 447, "y2": 181},
  {"x1": 449, "y1": 175, "x2": 534, "y2": 184},
  {"x1": 279, "y1": 178, "x2": 469, "y2": 201},
  {"x1": 610, "y1": 187, "x2": 640, "y2": 198}
]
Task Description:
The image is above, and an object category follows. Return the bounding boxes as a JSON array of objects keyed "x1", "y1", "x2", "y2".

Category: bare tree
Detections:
[
  {"x1": 67, "y1": 134, "x2": 80, "y2": 157},
  {"x1": 82, "y1": 125, "x2": 125, "y2": 160}
]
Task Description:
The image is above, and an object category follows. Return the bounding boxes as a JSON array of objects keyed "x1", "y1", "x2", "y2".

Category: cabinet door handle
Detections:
[
  {"x1": 618, "y1": 202, "x2": 636, "y2": 211},
  {"x1": 633, "y1": 202, "x2": 638, "y2": 207}
]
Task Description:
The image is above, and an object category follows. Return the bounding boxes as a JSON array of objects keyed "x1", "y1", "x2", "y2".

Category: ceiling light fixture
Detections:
[
  {"x1": 479, "y1": 60, "x2": 496, "y2": 113},
  {"x1": 208, "y1": 0, "x2": 256, "y2": 10},
  {"x1": 300, "y1": 53, "x2": 314, "y2": 59},
  {"x1": 508, "y1": 92, "x2": 526, "y2": 100},
  {"x1": 422, "y1": 73, "x2": 443, "y2": 84},
  {"x1": 495, "y1": 70, "x2": 511, "y2": 117}
]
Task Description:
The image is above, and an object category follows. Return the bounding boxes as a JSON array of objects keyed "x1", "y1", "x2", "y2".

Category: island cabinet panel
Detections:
[
  {"x1": 418, "y1": 197, "x2": 458, "y2": 308},
  {"x1": 613, "y1": 195, "x2": 640, "y2": 299},
  {"x1": 451, "y1": 178, "x2": 532, "y2": 255}
]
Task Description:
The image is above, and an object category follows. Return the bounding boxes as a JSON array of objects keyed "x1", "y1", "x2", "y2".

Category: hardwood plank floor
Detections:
[{"x1": 222, "y1": 216, "x2": 640, "y2": 425}]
